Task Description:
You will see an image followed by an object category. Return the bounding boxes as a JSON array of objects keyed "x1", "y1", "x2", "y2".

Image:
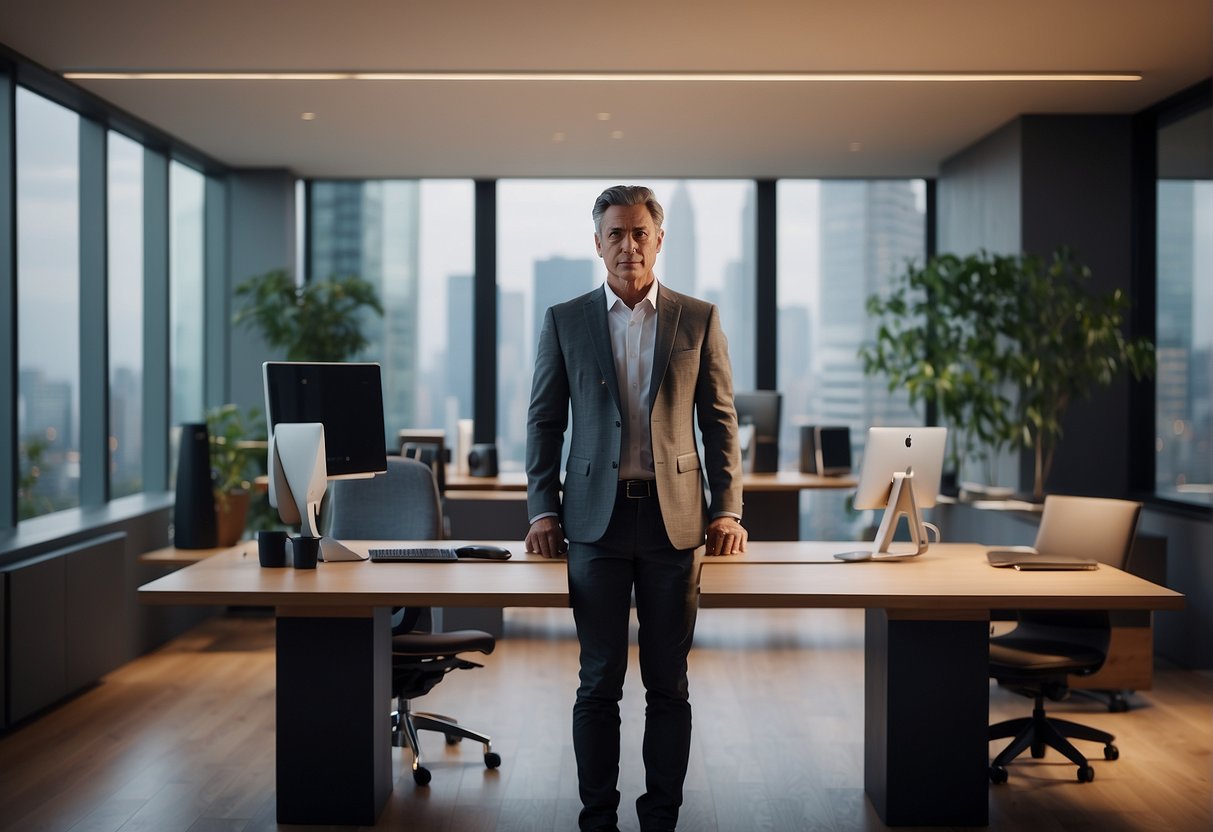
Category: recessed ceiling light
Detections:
[
  {"x1": 63, "y1": 70, "x2": 1144, "y2": 83},
  {"x1": 552, "y1": 131, "x2": 566, "y2": 143},
  {"x1": 597, "y1": 112, "x2": 611, "y2": 120},
  {"x1": 611, "y1": 130, "x2": 625, "y2": 140},
  {"x1": 849, "y1": 141, "x2": 862, "y2": 152},
  {"x1": 301, "y1": 112, "x2": 317, "y2": 120}
]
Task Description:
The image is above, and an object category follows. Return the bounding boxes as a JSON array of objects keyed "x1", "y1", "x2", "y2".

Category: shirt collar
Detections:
[{"x1": 603, "y1": 278, "x2": 660, "y2": 313}]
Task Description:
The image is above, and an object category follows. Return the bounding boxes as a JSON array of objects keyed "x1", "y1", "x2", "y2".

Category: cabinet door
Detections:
[
  {"x1": 66, "y1": 533, "x2": 128, "y2": 691},
  {"x1": 8, "y1": 556, "x2": 67, "y2": 724}
]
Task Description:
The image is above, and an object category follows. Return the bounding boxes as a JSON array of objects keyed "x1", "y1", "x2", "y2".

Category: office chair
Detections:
[
  {"x1": 988, "y1": 495, "x2": 1142, "y2": 784},
  {"x1": 327, "y1": 456, "x2": 501, "y2": 786}
]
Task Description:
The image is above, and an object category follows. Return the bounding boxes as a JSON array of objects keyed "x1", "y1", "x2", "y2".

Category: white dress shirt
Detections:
[{"x1": 604, "y1": 279, "x2": 659, "y2": 480}]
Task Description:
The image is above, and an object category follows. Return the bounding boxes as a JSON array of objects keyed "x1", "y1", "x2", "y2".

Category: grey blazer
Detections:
[{"x1": 526, "y1": 284, "x2": 743, "y2": 551}]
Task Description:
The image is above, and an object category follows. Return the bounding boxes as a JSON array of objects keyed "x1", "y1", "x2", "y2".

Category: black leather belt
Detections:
[{"x1": 620, "y1": 479, "x2": 655, "y2": 499}]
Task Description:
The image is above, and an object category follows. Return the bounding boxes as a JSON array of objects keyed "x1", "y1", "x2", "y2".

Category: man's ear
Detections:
[
  {"x1": 594, "y1": 233, "x2": 603, "y2": 257},
  {"x1": 655, "y1": 228, "x2": 665, "y2": 254}
]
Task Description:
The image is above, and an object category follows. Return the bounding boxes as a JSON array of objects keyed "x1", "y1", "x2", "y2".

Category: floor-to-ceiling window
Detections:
[
  {"x1": 108, "y1": 130, "x2": 144, "y2": 497},
  {"x1": 495, "y1": 179, "x2": 757, "y2": 473},
  {"x1": 777, "y1": 179, "x2": 927, "y2": 538},
  {"x1": 308, "y1": 179, "x2": 475, "y2": 450},
  {"x1": 1155, "y1": 99, "x2": 1212, "y2": 507},
  {"x1": 169, "y1": 160, "x2": 205, "y2": 431},
  {"x1": 16, "y1": 88, "x2": 80, "y2": 519}
]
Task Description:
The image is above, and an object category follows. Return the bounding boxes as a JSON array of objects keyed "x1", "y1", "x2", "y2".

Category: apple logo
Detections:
[{"x1": 904, "y1": 435, "x2": 912, "y2": 448}]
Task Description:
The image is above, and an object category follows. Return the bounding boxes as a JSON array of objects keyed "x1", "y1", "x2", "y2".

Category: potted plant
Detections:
[
  {"x1": 860, "y1": 252, "x2": 1015, "y2": 492},
  {"x1": 233, "y1": 268, "x2": 383, "y2": 361},
  {"x1": 206, "y1": 403, "x2": 264, "y2": 545},
  {"x1": 862, "y1": 248, "x2": 1155, "y2": 501}
]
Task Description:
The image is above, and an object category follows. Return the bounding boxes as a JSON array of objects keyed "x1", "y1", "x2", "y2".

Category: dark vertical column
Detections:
[
  {"x1": 276, "y1": 609, "x2": 392, "y2": 824},
  {"x1": 142, "y1": 149, "x2": 170, "y2": 492},
  {"x1": 473, "y1": 180, "x2": 497, "y2": 445},
  {"x1": 0, "y1": 69, "x2": 16, "y2": 528},
  {"x1": 755, "y1": 180, "x2": 777, "y2": 390},
  {"x1": 864, "y1": 608, "x2": 989, "y2": 826},
  {"x1": 78, "y1": 117, "x2": 108, "y2": 507},
  {"x1": 923, "y1": 179, "x2": 939, "y2": 427}
]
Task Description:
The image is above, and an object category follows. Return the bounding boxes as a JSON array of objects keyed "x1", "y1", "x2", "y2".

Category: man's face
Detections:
[{"x1": 594, "y1": 204, "x2": 664, "y2": 291}]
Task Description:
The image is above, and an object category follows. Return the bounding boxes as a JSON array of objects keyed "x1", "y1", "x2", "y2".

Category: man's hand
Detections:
[
  {"x1": 705, "y1": 516, "x2": 747, "y2": 556},
  {"x1": 525, "y1": 516, "x2": 568, "y2": 558}
]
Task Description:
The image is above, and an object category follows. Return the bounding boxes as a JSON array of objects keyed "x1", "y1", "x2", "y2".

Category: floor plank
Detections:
[{"x1": 0, "y1": 608, "x2": 1208, "y2": 831}]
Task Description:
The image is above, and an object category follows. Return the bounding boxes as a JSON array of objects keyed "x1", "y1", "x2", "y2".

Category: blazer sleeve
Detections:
[
  {"x1": 695, "y1": 304, "x2": 744, "y2": 518},
  {"x1": 526, "y1": 306, "x2": 570, "y2": 521}
]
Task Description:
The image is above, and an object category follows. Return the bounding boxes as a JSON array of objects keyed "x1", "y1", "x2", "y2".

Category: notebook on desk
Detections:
[{"x1": 986, "y1": 547, "x2": 1099, "y2": 570}]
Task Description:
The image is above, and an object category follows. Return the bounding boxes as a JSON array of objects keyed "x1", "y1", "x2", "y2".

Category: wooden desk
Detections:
[
  {"x1": 443, "y1": 470, "x2": 858, "y2": 540},
  {"x1": 137, "y1": 541, "x2": 1183, "y2": 828},
  {"x1": 138, "y1": 541, "x2": 254, "y2": 565}
]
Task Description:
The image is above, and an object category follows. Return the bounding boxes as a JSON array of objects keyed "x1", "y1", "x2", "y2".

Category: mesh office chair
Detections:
[
  {"x1": 327, "y1": 456, "x2": 501, "y2": 786},
  {"x1": 988, "y1": 495, "x2": 1142, "y2": 784}
]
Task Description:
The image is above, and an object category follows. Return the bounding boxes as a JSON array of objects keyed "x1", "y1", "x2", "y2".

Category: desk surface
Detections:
[
  {"x1": 443, "y1": 470, "x2": 857, "y2": 492},
  {"x1": 138, "y1": 541, "x2": 1183, "y2": 614}
]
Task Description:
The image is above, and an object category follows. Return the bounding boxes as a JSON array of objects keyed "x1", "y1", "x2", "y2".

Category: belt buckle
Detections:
[{"x1": 625, "y1": 480, "x2": 649, "y2": 499}]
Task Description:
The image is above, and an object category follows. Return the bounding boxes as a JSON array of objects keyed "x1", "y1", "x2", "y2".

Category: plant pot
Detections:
[{"x1": 215, "y1": 489, "x2": 251, "y2": 547}]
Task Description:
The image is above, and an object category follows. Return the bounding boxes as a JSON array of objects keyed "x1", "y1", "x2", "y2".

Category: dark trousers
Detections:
[{"x1": 568, "y1": 484, "x2": 698, "y2": 832}]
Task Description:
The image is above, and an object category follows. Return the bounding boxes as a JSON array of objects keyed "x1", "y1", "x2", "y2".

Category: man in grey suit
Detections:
[{"x1": 526, "y1": 185, "x2": 747, "y2": 832}]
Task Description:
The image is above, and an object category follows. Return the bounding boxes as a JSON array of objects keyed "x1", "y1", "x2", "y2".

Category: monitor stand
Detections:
[
  {"x1": 270, "y1": 423, "x2": 368, "y2": 562},
  {"x1": 834, "y1": 471, "x2": 930, "y2": 562}
]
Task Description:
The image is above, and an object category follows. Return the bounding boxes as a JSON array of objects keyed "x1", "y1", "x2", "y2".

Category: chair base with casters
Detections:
[
  {"x1": 989, "y1": 694, "x2": 1119, "y2": 783},
  {"x1": 391, "y1": 629, "x2": 501, "y2": 786}
]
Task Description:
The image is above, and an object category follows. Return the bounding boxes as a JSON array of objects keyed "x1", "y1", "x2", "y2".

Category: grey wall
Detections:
[
  {"x1": 1020, "y1": 116, "x2": 1136, "y2": 498},
  {"x1": 936, "y1": 115, "x2": 1137, "y2": 497},
  {"x1": 937, "y1": 119, "x2": 1022, "y2": 255},
  {"x1": 226, "y1": 170, "x2": 297, "y2": 411}
]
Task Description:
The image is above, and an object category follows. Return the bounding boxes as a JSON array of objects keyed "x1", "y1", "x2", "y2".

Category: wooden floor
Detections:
[{"x1": 0, "y1": 608, "x2": 1209, "y2": 832}]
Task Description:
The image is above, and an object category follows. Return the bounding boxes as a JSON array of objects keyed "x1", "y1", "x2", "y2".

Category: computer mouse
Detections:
[{"x1": 454, "y1": 544, "x2": 512, "y2": 560}]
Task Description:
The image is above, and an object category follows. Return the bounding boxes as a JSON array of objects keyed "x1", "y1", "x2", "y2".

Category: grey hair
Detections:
[{"x1": 592, "y1": 185, "x2": 665, "y2": 233}]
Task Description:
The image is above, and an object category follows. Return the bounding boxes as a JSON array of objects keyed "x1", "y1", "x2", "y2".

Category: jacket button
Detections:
[
  {"x1": 611, "y1": 461, "x2": 618, "y2": 469},
  {"x1": 616, "y1": 421, "x2": 621, "y2": 427}
]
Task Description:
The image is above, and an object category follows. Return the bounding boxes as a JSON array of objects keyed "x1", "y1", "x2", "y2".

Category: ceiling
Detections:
[{"x1": 1, "y1": 0, "x2": 1209, "y2": 179}]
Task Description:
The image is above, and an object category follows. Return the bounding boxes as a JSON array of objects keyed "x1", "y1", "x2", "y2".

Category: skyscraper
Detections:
[{"x1": 662, "y1": 182, "x2": 697, "y2": 295}]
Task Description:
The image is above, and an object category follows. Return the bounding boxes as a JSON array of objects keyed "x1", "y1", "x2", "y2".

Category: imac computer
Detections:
[
  {"x1": 835, "y1": 426, "x2": 947, "y2": 561},
  {"x1": 734, "y1": 390, "x2": 782, "y2": 473},
  {"x1": 263, "y1": 361, "x2": 387, "y2": 562}
]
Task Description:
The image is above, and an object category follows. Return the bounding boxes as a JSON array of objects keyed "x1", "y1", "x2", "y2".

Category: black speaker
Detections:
[
  {"x1": 749, "y1": 437, "x2": 779, "y2": 473},
  {"x1": 174, "y1": 422, "x2": 217, "y2": 549},
  {"x1": 468, "y1": 443, "x2": 499, "y2": 478},
  {"x1": 800, "y1": 425, "x2": 852, "y2": 475}
]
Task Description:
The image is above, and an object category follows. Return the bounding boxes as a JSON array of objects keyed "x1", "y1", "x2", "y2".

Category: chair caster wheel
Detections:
[
  {"x1": 1109, "y1": 697, "x2": 1130, "y2": 713},
  {"x1": 989, "y1": 765, "x2": 1008, "y2": 784},
  {"x1": 485, "y1": 751, "x2": 501, "y2": 769},
  {"x1": 445, "y1": 733, "x2": 462, "y2": 746},
  {"x1": 1104, "y1": 744, "x2": 1120, "y2": 761},
  {"x1": 413, "y1": 766, "x2": 432, "y2": 786},
  {"x1": 1077, "y1": 765, "x2": 1095, "y2": 782}
]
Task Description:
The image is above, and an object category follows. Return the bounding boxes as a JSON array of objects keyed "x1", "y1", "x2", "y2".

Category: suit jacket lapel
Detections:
[
  {"x1": 650, "y1": 287, "x2": 681, "y2": 412},
  {"x1": 583, "y1": 289, "x2": 622, "y2": 415}
]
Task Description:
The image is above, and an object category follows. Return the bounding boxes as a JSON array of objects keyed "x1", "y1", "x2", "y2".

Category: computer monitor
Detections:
[
  {"x1": 835, "y1": 426, "x2": 947, "y2": 561},
  {"x1": 263, "y1": 361, "x2": 387, "y2": 561},
  {"x1": 734, "y1": 390, "x2": 782, "y2": 473}
]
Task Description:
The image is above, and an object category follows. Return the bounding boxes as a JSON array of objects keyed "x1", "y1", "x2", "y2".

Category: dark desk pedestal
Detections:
[
  {"x1": 276, "y1": 608, "x2": 392, "y2": 825},
  {"x1": 864, "y1": 609, "x2": 990, "y2": 826}
]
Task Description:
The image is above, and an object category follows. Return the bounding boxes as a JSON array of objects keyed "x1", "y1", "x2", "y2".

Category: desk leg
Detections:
[
  {"x1": 864, "y1": 609, "x2": 989, "y2": 826},
  {"x1": 740, "y1": 491, "x2": 800, "y2": 540},
  {"x1": 275, "y1": 608, "x2": 392, "y2": 825}
]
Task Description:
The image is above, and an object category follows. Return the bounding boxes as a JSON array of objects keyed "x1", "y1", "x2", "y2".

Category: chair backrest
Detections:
[
  {"x1": 1033, "y1": 495, "x2": 1142, "y2": 570},
  {"x1": 327, "y1": 455, "x2": 443, "y2": 540}
]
